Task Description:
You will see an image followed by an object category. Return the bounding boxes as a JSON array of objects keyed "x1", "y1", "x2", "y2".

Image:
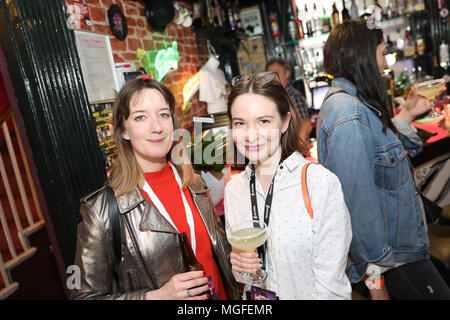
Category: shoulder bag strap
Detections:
[{"x1": 301, "y1": 163, "x2": 314, "y2": 220}]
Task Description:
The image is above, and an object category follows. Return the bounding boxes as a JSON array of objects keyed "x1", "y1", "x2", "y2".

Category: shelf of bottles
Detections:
[{"x1": 280, "y1": 0, "x2": 434, "y2": 82}]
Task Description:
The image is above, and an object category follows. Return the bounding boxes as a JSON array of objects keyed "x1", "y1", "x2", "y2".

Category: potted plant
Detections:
[{"x1": 186, "y1": 129, "x2": 230, "y2": 206}]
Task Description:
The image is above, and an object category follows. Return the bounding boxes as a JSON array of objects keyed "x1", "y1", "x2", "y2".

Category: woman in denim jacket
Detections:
[{"x1": 317, "y1": 20, "x2": 450, "y2": 300}]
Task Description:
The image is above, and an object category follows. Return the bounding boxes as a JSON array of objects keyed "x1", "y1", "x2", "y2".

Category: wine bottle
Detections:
[
  {"x1": 341, "y1": 0, "x2": 351, "y2": 22},
  {"x1": 331, "y1": 3, "x2": 340, "y2": 28}
]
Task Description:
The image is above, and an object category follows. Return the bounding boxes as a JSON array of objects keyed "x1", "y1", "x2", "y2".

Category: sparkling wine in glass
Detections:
[
  {"x1": 226, "y1": 220, "x2": 268, "y2": 285},
  {"x1": 413, "y1": 78, "x2": 446, "y2": 118}
]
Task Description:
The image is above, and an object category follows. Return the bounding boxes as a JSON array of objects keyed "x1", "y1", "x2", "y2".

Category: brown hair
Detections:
[
  {"x1": 107, "y1": 78, "x2": 195, "y2": 195},
  {"x1": 265, "y1": 58, "x2": 291, "y2": 73},
  {"x1": 227, "y1": 76, "x2": 310, "y2": 159}
]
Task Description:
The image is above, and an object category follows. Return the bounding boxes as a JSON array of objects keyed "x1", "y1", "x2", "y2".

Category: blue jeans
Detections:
[{"x1": 384, "y1": 259, "x2": 450, "y2": 300}]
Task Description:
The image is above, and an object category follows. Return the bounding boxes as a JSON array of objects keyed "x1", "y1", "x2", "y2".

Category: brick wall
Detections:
[{"x1": 68, "y1": 0, "x2": 208, "y2": 128}]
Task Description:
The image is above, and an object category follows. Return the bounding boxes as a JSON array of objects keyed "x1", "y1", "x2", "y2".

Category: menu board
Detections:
[
  {"x1": 90, "y1": 102, "x2": 117, "y2": 171},
  {"x1": 74, "y1": 30, "x2": 119, "y2": 103}
]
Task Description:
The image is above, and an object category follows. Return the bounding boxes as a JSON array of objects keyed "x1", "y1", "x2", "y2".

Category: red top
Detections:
[{"x1": 141, "y1": 162, "x2": 227, "y2": 300}]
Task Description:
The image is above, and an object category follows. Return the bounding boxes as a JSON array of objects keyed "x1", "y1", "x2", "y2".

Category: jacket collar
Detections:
[
  {"x1": 332, "y1": 77, "x2": 358, "y2": 96},
  {"x1": 331, "y1": 77, "x2": 382, "y2": 117},
  {"x1": 115, "y1": 176, "x2": 213, "y2": 235},
  {"x1": 244, "y1": 151, "x2": 306, "y2": 177},
  {"x1": 115, "y1": 177, "x2": 211, "y2": 215}
]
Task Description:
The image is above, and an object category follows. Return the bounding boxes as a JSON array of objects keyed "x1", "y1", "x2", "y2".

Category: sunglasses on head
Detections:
[{"x1": 231, "y1": 71, "x2": 281, "y2": 87}]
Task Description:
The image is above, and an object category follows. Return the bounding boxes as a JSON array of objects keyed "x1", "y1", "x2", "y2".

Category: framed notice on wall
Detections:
[{"x1": 74, "y1": 30, "x2": 119, "y2": 103}]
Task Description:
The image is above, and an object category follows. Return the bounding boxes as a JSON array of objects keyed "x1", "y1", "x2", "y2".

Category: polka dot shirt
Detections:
[{"x1": 224, "y1": 152, "x2": 353, "y2": 300}]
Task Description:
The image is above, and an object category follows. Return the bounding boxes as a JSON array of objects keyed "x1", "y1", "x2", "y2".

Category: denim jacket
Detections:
[{"x1": 317, "y1": 77, "x2": 430, "y2": 283}]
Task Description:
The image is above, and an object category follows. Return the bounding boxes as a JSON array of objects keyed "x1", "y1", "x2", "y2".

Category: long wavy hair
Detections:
[
  {"x1": 323, "y1": 19, "x2": 395, "y2": 132},
  {"x1": 227, "y1": 76, "x2": 310, "y2": 159},
  {"x1": 107, "y1": 78, "x2": 195, "y2": 196}
]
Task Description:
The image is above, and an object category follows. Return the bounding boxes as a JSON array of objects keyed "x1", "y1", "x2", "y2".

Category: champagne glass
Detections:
[
  {"x1": 413, "y1": 78, "x2": 446, "y2": 118},
  {"x1": 226, "y1": 220, "x2": 268, "y2": 285}
]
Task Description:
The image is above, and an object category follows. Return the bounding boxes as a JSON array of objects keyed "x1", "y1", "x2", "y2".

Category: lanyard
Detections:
[
  {"x1": 142, "y1": 162, "x2": 197, "y2": 255},
  {"x1": 249, "y1": 166, "x2": 277, "y2": 270}
]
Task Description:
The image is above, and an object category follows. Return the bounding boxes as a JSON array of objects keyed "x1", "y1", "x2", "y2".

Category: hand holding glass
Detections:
[
  {"x1": 226, "y1": 220, "x2": 268, "y2": 285},
  {"x1": 413, "y1": 78, "x2": 446, "y2": 118}
]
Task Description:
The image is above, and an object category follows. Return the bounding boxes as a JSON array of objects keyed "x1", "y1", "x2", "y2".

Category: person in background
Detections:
[
  {"x1": 266, "y1": 58, "x2": 313, "y2": 143},
  {"x1": 71, "y1": 78, "x2": 238, "y2": 300},
  {"x1": 224, "y1": 71, "x2": 352, "y2": 299},
  {"x1": 318, "y1": 19, "x2": 450, "y2": 300}
]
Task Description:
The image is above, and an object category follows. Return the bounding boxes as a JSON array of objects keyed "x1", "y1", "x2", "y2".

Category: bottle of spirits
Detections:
[
  {"x1": 288, "y1": 10, "x2": 297, "y2": 41},
  {"x1": 305, "y1": 5, "x2": 314, "y2": 37},
  {"x1": 313, "y1": 3, "x2": 322, "y2": 36},
  {"x1": 341, "y1": 0, "x2": 351, "y2": 22},
  {"x1": 232, "y1": 0, "x2": 242, "y2": 29},
  {"x1": 415, "y1": 24, "x2": 426, "y2": 56},
  {"x1": 374, "y1": 0, "x2": 383, "y2": 21},
  {"x1": 350, "y1": 0, "x2": 359, "y2": 19},
  {"x1": 321, "y1": 8, "x2": 331, "y2": 33},
  {"x1": 212, "y1": 0, "x2": 223, "y2": 26},
  {"x1": 331, "y1": 3, "x2": 340, "y2": 28}
]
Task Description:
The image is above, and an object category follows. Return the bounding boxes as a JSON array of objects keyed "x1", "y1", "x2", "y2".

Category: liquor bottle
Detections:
[
  {"x1": 374, "y1": 0, "x2": 383, "y2": 21},
  {"x1": 350, "y1": 0, "x2": 359, "y2": 19},
  {"x1": 439, "y1": 40, "x2": 449, "y2": 68},
  {"x1": 415, "y1": 25, "x2": 426, "y2": 56},
  {"x1": 313, "y1": 3, "x2": 322, "y2": 36},
  {"x1": 226, "y1": 0, "x2": 236, "y2": 29},
  {"x1": 341, "y1": 0, "x2": 351, "y2": 22},
  {"x1": 397, "y1": 0, "x2": 406, "y2": 16},
  {"x1": 179, "y1": 232, "x2": 215, "y2": 299},
  {"x1": 201, "y1": 0, "x2": 214, "y2": 27},
  {"x1": 232, "y1": 0, "x2": 242, "y2": 29},
  {"x1": 212, "y1": 0, "x2": 223, "y2": 26},
  {"x1": 304, "y1": 5, "x2": 313, "y2": 37},
  {"x1": 414, "y1": 0, "x2": 426, "y2": 12},
  {"x1": 296, "y1": 18, "x2": 305, "y2": 39},
  {"x1": 288, "y1": 10, "x2": 297, "y2": 41},
  {"x1": 321, "y1": 8, "x2": 331, "y2": 33},
  {"x1": 403, "y1": 27, "x2": 415, "y2": 57},
  {"x1": 385, "y1": 0, "x2": 395, "y2": 19},
  {"x1": 331, "y1": 3, "x2": 340, "y2": 28}
]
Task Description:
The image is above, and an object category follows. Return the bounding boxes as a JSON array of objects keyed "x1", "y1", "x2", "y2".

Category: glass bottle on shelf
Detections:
[
  {"x1": 414, "y1": 0, "x2": 426, "y2": 12},
  {"x1": 304, "y1": 5, "x2": 314, "y2": 37},
  {"x1": 226, "y1": 0, "x2": 236, "y2": 30},
  {"x1": 403, "y1": 27, "x2": 415, "y2": 57},
  {"x1": 321, "y1": 8, "x2": 331, "y2": 33},
  {"x1": 341, "y1": 0, "x2": 351, "y2": 22},
  {"x1": 350, "y1": 0, "x2": 359, "y2": 19},
  {"x1": 385, "y1": 0, "x2": 395, "y2": 19},
  {"x1": 374, "y1": 0, "x2": 383, "y2": 21},
  {"x1": 201, "y1": 0, "x2": 214, "y2": 27},
  {"x1": 331, "y1": 3, "x2": 340, "y2": 28},
  {"x1": 415, "y1": 24, "x2": 426, "y2": 56},
  {"x1": 313, "y1": 3, "x2": 322, "y2": 36},
  {"x1": 397, "y1": 0, "x2": 406, "y2": 16},
  {"x1": 232, "y1": 0, "x2": 242, "y2": 29},
  {"x1": 212, "y1": 0, "x2": 222, "y2": 26},
  {"x1": 288, "y1": 10, "x2": 297, "y2": 42},
  {"x1": 439, "y1": 40, "x2": 449, "y2": 68}
]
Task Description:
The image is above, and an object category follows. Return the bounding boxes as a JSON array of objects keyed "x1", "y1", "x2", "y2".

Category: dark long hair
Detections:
[
  {"x1": 227, "y1": 77, "x2": 310, "y2": 159},
  {"x1": 323, "y1": 19, "x2": 395, "y2": 132}
]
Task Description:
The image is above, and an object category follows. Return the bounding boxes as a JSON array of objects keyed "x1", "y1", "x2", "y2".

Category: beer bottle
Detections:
[{"x1": 179, "y1": 232, "x2": 216, "y2": 299}]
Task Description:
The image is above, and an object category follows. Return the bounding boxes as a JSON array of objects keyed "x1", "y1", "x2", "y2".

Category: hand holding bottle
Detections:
[{"x1": 145, "y1": 271, "x2": 210, "y2": 300}]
